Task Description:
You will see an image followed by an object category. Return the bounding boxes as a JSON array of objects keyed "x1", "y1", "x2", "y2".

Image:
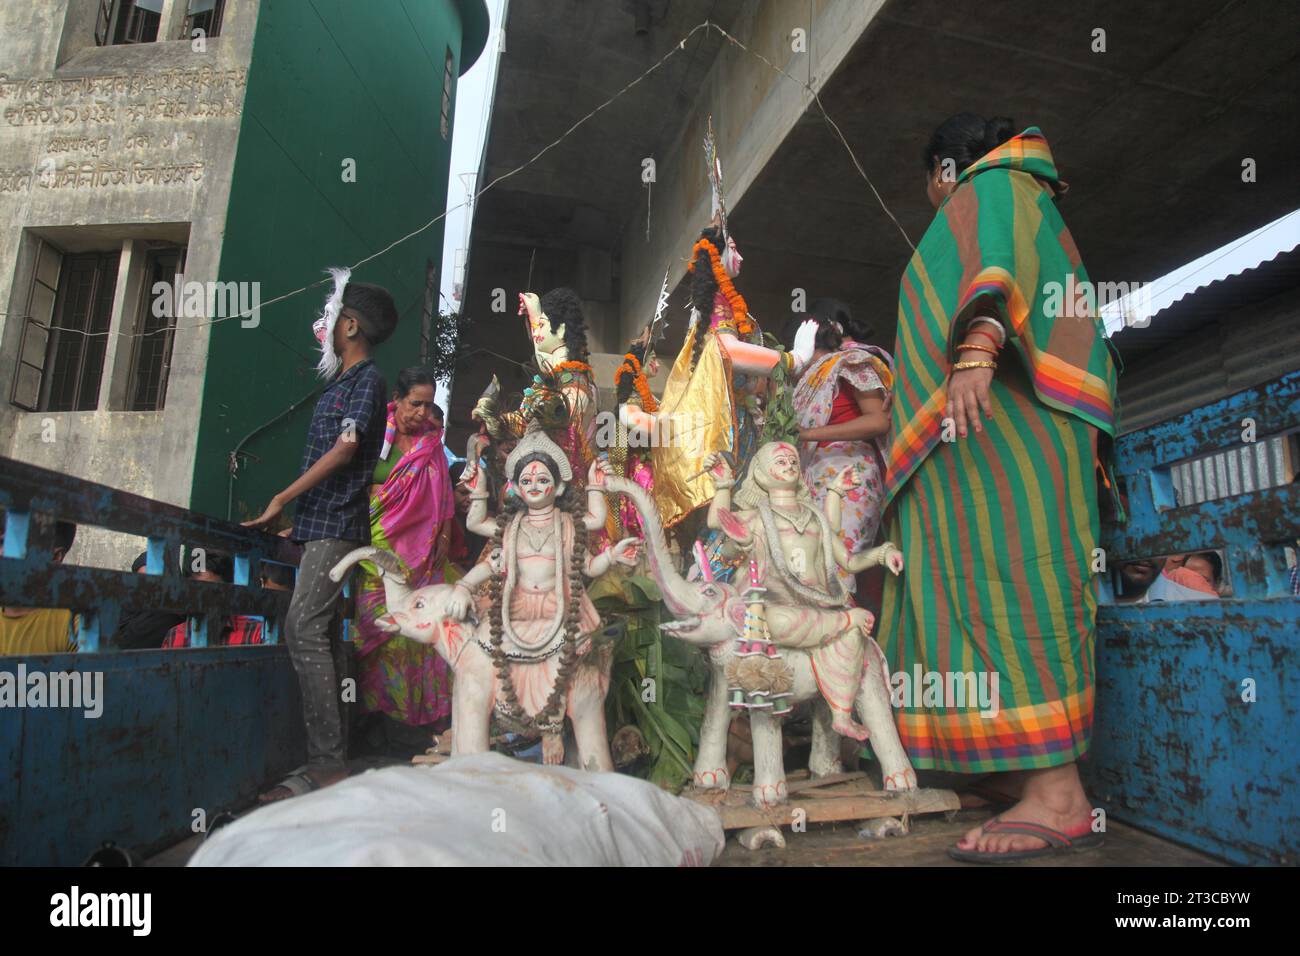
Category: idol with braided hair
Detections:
[
  {"x1": 450, "y1": 422, "x2": 642, "y2": 766},
  {"x1": 472, "y1": 287, "x2": 599, "y2": 494}
]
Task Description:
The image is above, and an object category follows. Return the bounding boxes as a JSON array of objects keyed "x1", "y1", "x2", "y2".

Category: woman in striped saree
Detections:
[{"x1": 880, "y1": 114, "x2": 1118, "y2": 861}]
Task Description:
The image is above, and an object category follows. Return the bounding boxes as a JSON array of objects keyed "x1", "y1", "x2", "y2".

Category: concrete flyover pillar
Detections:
[{"x1": 617, "y1": 0, "x2": 887, "y2": 345}]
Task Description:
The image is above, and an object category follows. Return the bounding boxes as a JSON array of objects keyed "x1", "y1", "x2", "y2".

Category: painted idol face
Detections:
[
  {"x1": 516, "y1": 460, "x2": 558, "y2": 508},
  {"x1": 767, "y1": 443, "x2": 801, "y2": 486},
  {"x1": 722, "y1": 235, "x2": 743, "y2": 278},
  {"x1": 520, "y1": 292, "x2": 565, "y2": 354}
]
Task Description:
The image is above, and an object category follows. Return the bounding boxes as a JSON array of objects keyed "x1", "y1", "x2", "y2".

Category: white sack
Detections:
[{"x1": 190, "y1": 752, "x2": 724, "y2": 867}]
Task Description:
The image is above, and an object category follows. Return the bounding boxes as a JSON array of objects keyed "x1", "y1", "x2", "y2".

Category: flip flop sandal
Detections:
[
  {"x1": 947, "y1": 818, "x2": 1104, "y2": 864},
  {"x1": 258, "y1": 771, "x2": 320, "y2": 804}
]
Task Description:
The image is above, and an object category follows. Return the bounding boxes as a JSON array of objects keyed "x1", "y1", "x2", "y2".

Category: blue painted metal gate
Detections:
[{"x1": 1090, "y1": 370, "x2": 1300, "y2": 865}]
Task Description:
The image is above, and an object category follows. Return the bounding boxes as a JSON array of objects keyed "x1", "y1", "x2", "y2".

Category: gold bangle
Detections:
[
  {"x1": 957, "y1": 342, "x2": 998, "y2": 356},
  {"x1": 952, "y1": 360, "x2": 997, "y2": 371}
]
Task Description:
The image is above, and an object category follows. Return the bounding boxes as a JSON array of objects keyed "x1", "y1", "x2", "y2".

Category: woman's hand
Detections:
[{"x1": 945, "y1": 365, "x2": 994, "y2": 438}]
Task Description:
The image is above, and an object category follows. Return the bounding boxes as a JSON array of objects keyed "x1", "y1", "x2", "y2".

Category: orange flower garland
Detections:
[
  {"x1": 552, "y1": 360, "x2": 592, "y2": 377},
  {"x1": 614, "y1": 353, "x2": 658, "y2": 412},
  {"x1": 686, "y1": 237, "x2": 754, "y2": 336}
]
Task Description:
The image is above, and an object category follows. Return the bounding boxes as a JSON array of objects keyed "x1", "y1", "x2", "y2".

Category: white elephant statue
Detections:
[
  {"x1": 604, "y1": 472, "x2": 917, "y2": 809},
  {"x1": 328, "y1": 547, "x2": 618, "y2": 772}
]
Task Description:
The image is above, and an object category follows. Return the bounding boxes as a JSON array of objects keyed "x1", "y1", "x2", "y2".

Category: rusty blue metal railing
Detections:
[{"x1": 0, "y1": 457, "x2": 309, "y2": 865}]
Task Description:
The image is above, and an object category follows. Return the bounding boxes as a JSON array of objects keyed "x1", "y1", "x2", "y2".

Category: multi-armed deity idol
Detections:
[
  {"x1": 333, "y1": 423, "x2": 641, "y2": 771},
  {"x1": 473, "y1": 287, "x2": 599, "y2": 492}
]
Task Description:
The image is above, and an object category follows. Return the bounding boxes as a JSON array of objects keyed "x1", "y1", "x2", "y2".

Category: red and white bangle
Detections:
[{"x1": 968, "y1": 316, "x2": 1007, "y2": 347}]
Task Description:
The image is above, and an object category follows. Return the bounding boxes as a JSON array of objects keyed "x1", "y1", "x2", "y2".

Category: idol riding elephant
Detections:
[
  {"x1": 603, "y1": 470, "x2": 916, "y2": 809},
  {"x1": 330, "y1": 424, "x2": 641, "y2": 771}
]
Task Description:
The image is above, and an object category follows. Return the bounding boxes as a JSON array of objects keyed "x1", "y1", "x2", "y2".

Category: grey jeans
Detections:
[{"x1": 285, "y1": 538, "x2": 361, "y2": 770}]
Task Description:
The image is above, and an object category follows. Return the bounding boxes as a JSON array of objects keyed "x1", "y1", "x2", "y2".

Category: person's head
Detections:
[
  {"x1": 781, "y1": 312, "x2": 840, "y2": 361},
  {"x1": 1185, "y1": 551, "x2": 1222, "y2": 589},
  {"x1": 393, "y1": 366, "x2": 439, "y2": 435},
  {"x1": 1119, "y1": 557, "x2": 1164, "y2": 593},
  {"x1": 510, "y1": 452, "x2": 564, "y2": 509},
  {"x1": 314, "y1": 271, "x2": 400, "y2": 378},
  {"x1": 809, "y1": 297, "x2": 873, "y2": 345},
  {"x1": 923, "y1": 113, "x2": 1016, "y2": 209},
  {"x1": 449, "y1": 462, "x2": 472, "y2": 515},
  {"x1": 338, "y1": 282, "x2": 398, "y2": 354},
  {"x1": 186, "y1": 549, "x2": 233, "y2": 584},
  {"x1": 131, "y1": 551, "x2": 149, "y2": 574},
  {"x1": 0, "y1": 515, "x2": 74, "y2": 561},
  {"x1": 261, "y1": 563, "x2": 296, "y2": 591}
]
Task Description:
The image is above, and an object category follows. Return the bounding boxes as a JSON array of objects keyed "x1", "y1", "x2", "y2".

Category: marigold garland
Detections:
[
  {"x1": 686, "y1": 237, "x2": 754, "y2": 337},
  {"x1": 614, "y1": 353, "x2": 658, "y2": 412},
  {"x1": 552, "y1": 360, "x2": 592, "y2": 377}
]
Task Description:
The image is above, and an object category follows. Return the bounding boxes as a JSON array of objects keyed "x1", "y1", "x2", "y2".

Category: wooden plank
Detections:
[{"x1": 688, "y1": 787, "x2": 959, "y2": 830}]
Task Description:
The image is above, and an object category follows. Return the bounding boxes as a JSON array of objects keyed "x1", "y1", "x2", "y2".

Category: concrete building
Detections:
[
  {"x1": 450, "y1": 0, "x2": 1300, "y2": 447},
  {"x1": 0, "y1": 0, "x2": 489, "y2": 566}
]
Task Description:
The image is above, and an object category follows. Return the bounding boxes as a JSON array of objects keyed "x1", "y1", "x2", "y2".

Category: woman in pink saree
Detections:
[
  {"x1": 354, "y1": 368, "x2": 456, "y2": 730},
  {"x1": 791, "y1": 302, "x2": 893, "y2": 595}
]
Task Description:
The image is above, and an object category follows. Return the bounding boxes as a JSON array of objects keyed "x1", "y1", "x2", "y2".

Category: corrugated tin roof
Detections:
[{"x1": 1110, "y1": 245, "x2": 1300, "y2": 360}]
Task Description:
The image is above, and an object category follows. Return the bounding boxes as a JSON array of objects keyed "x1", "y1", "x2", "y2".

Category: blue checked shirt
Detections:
[{"x1": 291, "y1": 359, "x2": 386, "y2": 543}]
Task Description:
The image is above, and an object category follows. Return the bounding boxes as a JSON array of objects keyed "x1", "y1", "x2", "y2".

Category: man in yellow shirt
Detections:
[{"x1": 0, "y1": 520, "x2": 80, "y2": 656}]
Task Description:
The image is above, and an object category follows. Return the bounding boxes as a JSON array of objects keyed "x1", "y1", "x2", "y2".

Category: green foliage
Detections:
[
  {"x1": 595, "y1": 568, "x2": 709, "y2": 791},
  {"x1": 760, "y1": 348, "x2": 801, "y2": 446},
  {"x1": 423, "y1": 311, "x2": 464, "y2": 382}
]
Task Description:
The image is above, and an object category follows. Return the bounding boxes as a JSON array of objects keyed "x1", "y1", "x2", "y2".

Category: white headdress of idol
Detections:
[
  {"x1": 313, "y1": 267, "x2": 351, "y2": 379},
  {"x1": 505, "y1": 420, "x2": 573, "y2": 487}
]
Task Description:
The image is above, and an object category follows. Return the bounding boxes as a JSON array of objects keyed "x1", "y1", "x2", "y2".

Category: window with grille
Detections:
[
  {"x1": 39, "y1": 251, "x2": 121, "y2": 412},
  {"x1": 1168, "y1": 431, "x2": 1299, "y2": 508},
  {"x1": 440, "y1": 49, "x2": 454, "y2": 139},
  {"x1": 183, "y1": 0, "x2": 227, "y2": 39},
  {"x1": 97, "y1": 0, "x2": 164, "y2": 46},
  {"x1": 10, "y1": 242, "x2": 62, "y2": 412},
  {"x1": 125, "y1": 247, "x2": 186, "y2": 411}
]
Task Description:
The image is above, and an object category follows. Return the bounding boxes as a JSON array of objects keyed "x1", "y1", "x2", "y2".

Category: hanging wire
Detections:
[{"x1": 1, "y1": 21, "x2": 913, "y2": 340}]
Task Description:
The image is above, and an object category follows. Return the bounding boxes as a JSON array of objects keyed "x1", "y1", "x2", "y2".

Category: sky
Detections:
[
  {"x1": 1101, "y1": 208, "x2": 1300, "y2": 335},
  {"x1": 434, "y1": 0, "x2": 505, "y2": 412}
]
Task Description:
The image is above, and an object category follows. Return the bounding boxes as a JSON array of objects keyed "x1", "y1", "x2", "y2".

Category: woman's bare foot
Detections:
[
  {"x1": 956, "y1": 763, "x2": 1094, "y2": 855},
  {"x1": 542, "y1": 732, "x2": 564, "y2": 765},
  {"x1": 258, "y1": 766, "x2": 351, "y2": 804},
  {"x1": 957, "y1": 770, "x2": 1026, "y2": 809}
]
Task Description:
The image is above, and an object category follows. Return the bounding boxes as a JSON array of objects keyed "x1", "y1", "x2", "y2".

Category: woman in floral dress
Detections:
[{"x1": 791, "y1": 312, "x2": 893, "y2": 595}]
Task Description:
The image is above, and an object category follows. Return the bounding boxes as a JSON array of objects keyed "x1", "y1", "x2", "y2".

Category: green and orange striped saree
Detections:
[{"x1": 879, "y1": 129, "x2": 1118, "y2": 773}]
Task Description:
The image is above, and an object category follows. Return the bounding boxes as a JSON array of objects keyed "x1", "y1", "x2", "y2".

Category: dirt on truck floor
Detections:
[{"x1": 715, "y1": 810, "x2": 1223, "y2": 867}]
